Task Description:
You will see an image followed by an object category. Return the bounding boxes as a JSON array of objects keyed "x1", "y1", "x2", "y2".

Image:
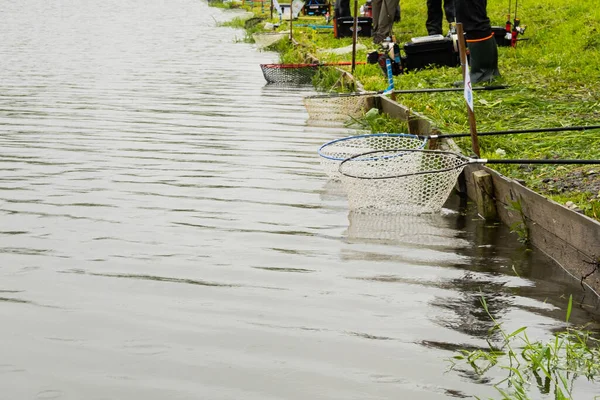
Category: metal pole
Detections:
[
  {"x1": 289, "y1": 2, "x2": 293, "y2": 41},
  {"x1": 456, "y1": 23, "x2": 480, "y2": 157},
  {"x1": 351, "y1": 0, "x2": 358, "y2": 73}
]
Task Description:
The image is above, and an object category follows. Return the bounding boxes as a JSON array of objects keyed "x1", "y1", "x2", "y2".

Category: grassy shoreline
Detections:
[{"x1": 213, "y1": 0, "x2": 600, "y2": 220}]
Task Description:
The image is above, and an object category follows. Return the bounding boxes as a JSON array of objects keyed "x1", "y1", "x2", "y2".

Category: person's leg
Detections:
[
  {"x1": 426, "y1": 0, "x2": 443, "y2": 35},
  {"x1": 455, "y1": 0, "x2": 490, "y2": 38},
  {"x1": 373, "y1": 0, "x2": 397, "y2": 42},
  {"x1": 372, "y1": 0, "x2": 383, "y2": 42},
  {"x1": 443, "y1": 0, "x2": 455, "y2": 24},
  {"x1": 394, "y1": 0, "x2": 401, "y2": 22},
  {"x1": 455, "y1": 0, "x2": 499, "y2": 83},
  {"x1": 334, "y1": 0, "x2": 351, "y2": 18},
  {"x1": 467, "y1": 35, "x2": 500, "y2": 83}
]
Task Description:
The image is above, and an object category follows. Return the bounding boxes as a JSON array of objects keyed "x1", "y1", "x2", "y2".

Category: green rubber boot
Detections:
[{"x1": 467, "y1": 35, "x2": 500, "y2": 84}]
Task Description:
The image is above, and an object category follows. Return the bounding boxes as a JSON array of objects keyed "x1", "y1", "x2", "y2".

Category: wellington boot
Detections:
[{"x1": 467, "y1": 36, "x2": 500, "y2": 84}]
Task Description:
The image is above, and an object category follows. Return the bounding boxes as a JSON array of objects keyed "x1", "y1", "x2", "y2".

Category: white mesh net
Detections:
[
  {"x1": 304, "y1": 93, "x2": 370, "y2": 122},
  {"x1": 252, "y1": 32, "x2": 288, "y2": 48},
  {"x1": 318, "y1": 134, "x2": 427, "y2": 181},
  {"x1": 338, "y1": 150, "x2": 468, "y2": 214}
]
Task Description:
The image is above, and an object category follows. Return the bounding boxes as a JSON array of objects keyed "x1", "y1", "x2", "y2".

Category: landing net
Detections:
[
  {"x1": 260, "y1": 63, "x2": 318, "y2": 84},
  {"x1": 253, "y1": 32, "x2": 288, "y2": 49},
  {"x1": 304, "y1": 93, "x2": 371, "y2": 121},
  {"x1": 318, "y1": 134, "x2": 427, "y2": 180},
  {"x1": 338, "y1": 149, "x2": 467, "y2": 214}
]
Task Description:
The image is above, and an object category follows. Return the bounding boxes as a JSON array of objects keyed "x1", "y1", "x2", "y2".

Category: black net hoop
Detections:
[
  {"x1": 338, "y1": 149, "x2": 470, "y2": 214},
  {"x1": 318, "y1": 134, "x2": 427, "y2": 180},
  {"x1": 260, "y1": 63, "x2": 318, "y2": 84}
]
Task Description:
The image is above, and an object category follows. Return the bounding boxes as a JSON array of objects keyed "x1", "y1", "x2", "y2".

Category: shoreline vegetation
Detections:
[{"x1": 210, "y1": 0, "x2": 600, "y2": 221}]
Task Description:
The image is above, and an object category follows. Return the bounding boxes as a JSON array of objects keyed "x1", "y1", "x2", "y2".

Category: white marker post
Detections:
[{"x1": 456, "y1": 23, "x2": 480, "y2": 157}]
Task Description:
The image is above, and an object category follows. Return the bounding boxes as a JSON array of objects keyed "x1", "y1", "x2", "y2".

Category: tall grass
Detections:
[{"x1": 450, "y1": 295, "x2": 600, "y2": 399}]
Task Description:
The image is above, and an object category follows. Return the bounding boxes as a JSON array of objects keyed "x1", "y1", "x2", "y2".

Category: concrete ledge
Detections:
[{"x1": 462, "y1": 164, "x2": 600, "y2": 295}]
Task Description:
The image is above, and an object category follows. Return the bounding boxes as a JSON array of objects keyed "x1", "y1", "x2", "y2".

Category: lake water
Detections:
[{"x1": 0, "y1": 1, "x2": 598, "y2": 399}]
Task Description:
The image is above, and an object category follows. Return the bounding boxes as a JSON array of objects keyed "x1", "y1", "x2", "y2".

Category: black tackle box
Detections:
[
  {"x1": 334, "y1": 17, "x2": 373, "y2": 38},
  {"x1": 303, "y1": 0, "x2": 330, "y2": 16},
  {"x1": 492, "y1": 26, "x2": 511, "y2": 46},
  {"x1": 403, "y1": 35, "x2": 460, "y2": 71}
]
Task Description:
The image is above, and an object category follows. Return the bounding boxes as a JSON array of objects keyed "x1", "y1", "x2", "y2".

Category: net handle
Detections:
[
  {"x1": 427, "y1": 124, "x2": 600, "y2": 140},
  {"x1": 261, "y1": 61, "x2": 366, "y2": 69},
  {"x1": 482, "y1": 158, "x2": 600, "y2": 165},
  {"x1": 305, "y1": 85, "x2": 508, "y2": 100}
]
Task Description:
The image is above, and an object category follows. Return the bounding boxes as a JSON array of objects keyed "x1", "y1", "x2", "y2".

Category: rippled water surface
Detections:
[{"x1": 1, "y1": 1, "x2": 599, "y2": 399}]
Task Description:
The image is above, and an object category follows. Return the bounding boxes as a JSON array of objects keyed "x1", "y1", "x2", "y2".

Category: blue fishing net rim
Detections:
[{"x1": 318, "y1": 133, "x2": 427, "y2": 161}]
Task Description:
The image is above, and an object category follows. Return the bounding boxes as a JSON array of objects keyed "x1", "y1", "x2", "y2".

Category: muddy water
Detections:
[{"x1": 0, "y1": 0, "x2": 598, "y2": 399}]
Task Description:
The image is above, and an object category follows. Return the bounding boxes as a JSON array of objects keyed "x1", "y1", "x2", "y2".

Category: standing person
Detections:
[
  {"x1": 334, "y1": 0, "x2": 351, "y2": 18},
  {"x1": 372, "y1": 0, "x2": 400, "y2": 44},
  {"x1": 455, "y1": 0, "x2": 500, "y2": 83},
  {"x1": 426, "y1": 0, "x2": 455, "y2": 36}
]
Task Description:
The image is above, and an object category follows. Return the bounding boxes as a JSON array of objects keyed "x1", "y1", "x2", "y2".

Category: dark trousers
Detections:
[
  {"x1": 455, "y1": 0, "x2": 491, "y2": 39},
  {"x1": 426, "y1": 0, "x2": 455, "y2": 35},
  {"x1": 334, "y1": 0, "x2": 351, "y2": 18},
  {"x1": 372, "y1": 0, "x2": 400, "y2": 43}
]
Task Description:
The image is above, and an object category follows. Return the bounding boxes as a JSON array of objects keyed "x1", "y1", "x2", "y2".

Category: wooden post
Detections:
[
  {"x1": 351, "y1": 0, "x2": 358, "y2": 73},
  {"x1": 270, "y1": 0, "x2": 273, "y2": 20},
  {"x1": 289, "y1": 2, "x2": 293, "y2": 41},
  {"x1": 473, "y1": 170, "x2": 498, "y2": 219},
  {"x1": 456, "y1": 23, "x2": 480, "y2": 157}
]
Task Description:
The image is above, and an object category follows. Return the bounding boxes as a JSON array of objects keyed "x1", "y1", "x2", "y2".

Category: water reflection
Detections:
[{"x1": 346, "y1": 210, "x2": 470, "y2": 248}]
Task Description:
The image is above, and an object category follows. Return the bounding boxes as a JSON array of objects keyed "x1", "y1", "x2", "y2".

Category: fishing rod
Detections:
[
  {"x1": 318, "y1": 126, "x2": 600, "y2": 163},
  {"x1": 507, "y1": 0, "x2": 526, "y2": 47},
  {"x1": 339, "y1": 148, "x2": 600, "y2": 181},
  {"x1": 505, "y1": 0, "x2": 512, "y2": 32},
  {"x1": 306, "y1": 85, "x2": 509, "y2": 101},
  {"x1": 423, "y1": 124, "x2": 600, "y2": 140}
]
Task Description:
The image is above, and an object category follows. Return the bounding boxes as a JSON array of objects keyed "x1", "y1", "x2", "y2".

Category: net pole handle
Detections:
[
  {"x1": 351, "y1": 0, "x2": 358, "y2": 73},
  {"x1": 456, "y1": 23, "x2": 481, "y2": 157},
  {"x1": 289, "y1": 1, "x2": 293, "y2": 42},
  {"x1": 482, "y1": 159, "x2": 600, "y2": 165},
  {"x1": 428, "y1": 124, "x2": 600, "y2": 139}
]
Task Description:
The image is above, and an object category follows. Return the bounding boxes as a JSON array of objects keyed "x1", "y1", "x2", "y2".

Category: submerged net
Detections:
[
  {"x1": 338, "y1": 149, "x2": 468, "y2": 214},
  {"x1": 260, "y1": 63, "x2": 318, "y2": 84},
  {"x1": 318, "y1": 133, "x2": 427, "y2": 180},
  {"x1": 304, "y1": 93, "x2": 371, "y2": 121},
  {"x1": 253, "y1": 32, "x2": 288, "y2": 48}
]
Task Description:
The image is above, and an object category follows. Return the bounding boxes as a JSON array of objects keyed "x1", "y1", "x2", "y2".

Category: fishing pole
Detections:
[
  {"x1": 505, "y1": 0, "x2": 512, "y2": 33},
  {"x1": 306, "y1": 85, "x2": 509, "y2": 101},
  {"x1": 339, "y1": 148, "x2": 600, "y2": 181},
  {"x1": 423, "y1": 124, "x2": 600, "y2": 140},
  {"x1": 510, "y1": 0, "x2": 526, "y2": 47}
]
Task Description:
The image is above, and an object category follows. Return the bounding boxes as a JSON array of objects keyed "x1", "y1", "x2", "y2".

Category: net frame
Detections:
[
  {"x1": 260, "y1": 63, "x2": 318, "y2": 84},
  {"x1": 304, "y1": 92, "x2": 372, "y2": 121},
  {"x1": 253, "y1": 32, "x2": 288, "y2": 48},
  {"x1": 318, "y1": 133, "x2": 427, "y2": 180},
  {"x1": 260, "y1": 61, "x2": 359, "y2": 85},
  {"x1": 338, "y1": 149, "x2": 471, "y2": 214}
]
